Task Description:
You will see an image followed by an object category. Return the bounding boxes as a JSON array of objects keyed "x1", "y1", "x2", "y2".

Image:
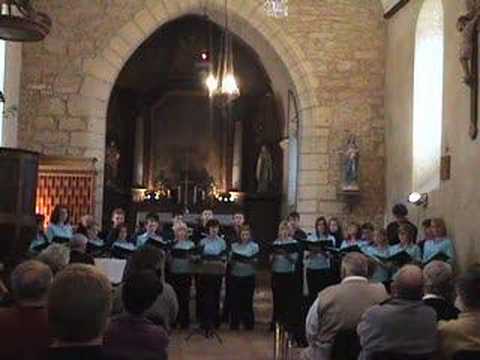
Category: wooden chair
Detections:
[
  {"x1": 371, "y1": 352, "x2": 433, "y2": 360},
  {"x1": 453, "y1": 351, "x2": 480, "y2": 360},
  {"x1": 331, "y1": 329, "x2": 361, "y2": 360}
]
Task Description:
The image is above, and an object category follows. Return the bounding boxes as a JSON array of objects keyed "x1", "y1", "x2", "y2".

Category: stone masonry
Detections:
[{"x1": 17, "y1": 0, "x2": 386, "y2": 227}]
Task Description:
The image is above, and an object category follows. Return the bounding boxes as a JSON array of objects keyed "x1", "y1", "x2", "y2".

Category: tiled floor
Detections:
[{"x1": 169, "y1": 325, "x2": 275, "y2": 360}]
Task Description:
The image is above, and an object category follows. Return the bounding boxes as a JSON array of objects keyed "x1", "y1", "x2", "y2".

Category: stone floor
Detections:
[{"x1": 168, "y1": 325, "x2": 275, "y2": 360}]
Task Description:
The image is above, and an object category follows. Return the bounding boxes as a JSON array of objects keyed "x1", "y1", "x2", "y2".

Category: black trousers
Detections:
[
  {"x1": 170, "y1": 273, "x2": 192, "y2": 328},
  {"x1": 197, "y1": 274, "x2": 223, "y2": 330},
  {"x1": 221, "y1": 264, "x2": 233, "y2": 322},
  {"x1": 306, "y1": 268, "x2": 335, "y2": 309},
  {"x1": 230, "y1": 275, "x2": 256, "y2": 330},
  {"x1": 271, "y1": 272, "x2": 302, "y2": 331}
]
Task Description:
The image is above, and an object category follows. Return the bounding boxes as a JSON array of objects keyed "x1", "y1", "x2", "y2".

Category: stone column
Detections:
[
  {"x1": 232, "y1": 120, "x2": 243, "y2": 190},
  {"x1": 279, "y1": 139, "x2": 291, "y2": 216},
  {"x1": 2, "y1": 42, "x2": 22, "y2": 147},
  {"x1": 133, "y1": 114, "x2": 144, "y2": 186}
]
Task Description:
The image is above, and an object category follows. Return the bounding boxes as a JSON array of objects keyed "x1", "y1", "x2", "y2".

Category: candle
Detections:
[{"x1": 193, "y1": 186, "x2": 198, "y2": 205}]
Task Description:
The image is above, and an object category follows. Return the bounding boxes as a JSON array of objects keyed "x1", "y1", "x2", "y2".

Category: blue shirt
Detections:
[
  {"x1": 340, "y1": 239, "x2": 360, "y2": 249},
  {"x1": 200, "y1": 236, "x2": 227, "y2": 256},
  {"x1": 231, "y1": 241, "x2": 260, "y2": 277},
  {"x1": 112, "y1": 240, "x2": 136, "y2": 251},
  {"x1": 271, "y1": 238, "x2": 299, "y2": 273},
  {"x1": 304, "y1": 234, "x2": 335, "y2": 270},
  {"x1": 46, "y1": 223, "x2": 73, "y2": 242},
  {"x1": 170, "y1": 240, "x2": 196, "y2": 274},
  {"x1": 422, "y1": 238, "x2": 455, "y2": 265},
  {"x1": 364, "y1": 245, "x2": 391, "y2": 283}
]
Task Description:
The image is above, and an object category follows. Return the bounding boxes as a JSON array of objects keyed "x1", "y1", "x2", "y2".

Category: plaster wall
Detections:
[{"x1": 385, "y1": 0, "x2": 479, "y2": 268}]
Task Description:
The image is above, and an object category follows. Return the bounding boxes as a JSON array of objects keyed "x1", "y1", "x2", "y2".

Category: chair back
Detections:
[
  {"x1": 371, "y1": 352, "x2": 433, "y2": 360},
  {"x1": 453, "y1": 351, "x2": 480, "y2": 360},
  {"x1": 331, "y1": 329, "x2": 361, "y2": 360}
]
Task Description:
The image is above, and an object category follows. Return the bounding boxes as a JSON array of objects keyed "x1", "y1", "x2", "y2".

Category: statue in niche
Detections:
[
  {"x1": 342, "y1": 135, "x2": 360, "y2": 192},
  {"x1": 105, "y1": 140, "x2": 120, "y2": 188},
  {"x1": 256, "y1": 144, "x2": 273, "y2": 193},
  {"x1": 457, "y1": 0, "x2": 480, "y2": 85}
]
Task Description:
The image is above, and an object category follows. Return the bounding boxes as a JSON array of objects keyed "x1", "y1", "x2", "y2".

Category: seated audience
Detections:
[
  {"x1": 37, "y1": 243, "x2": 70, "y2": 275},
  {"x1": 435, "y1": 266, "x2": 480, "y2": 359},
  {"x1": 112, "y1": 245, "x2": 178, "y2": 332},
  {"x1": 46, "y1": 264, "x2": 112, "y2": 359},
  {"x1": 104, "y1": 270, "x2": 169, "y2": 360},
  {"x1": 357, "y1": 265, "x2": 437, "y2": 360},
  {"x1": 0, "y1": 260, "x2": 53, "y2": 360},
  {"x1": 69, "y1": 234, "x2": 95, "y2": 265},
  {"x1": 386, "y1": 203, "x2": 418, "y2": 245},
  {"x1": 423, "y1": 218, "x2": 455, "y2": 266},
  {"x1": 30, "y1": 214, "x2": 49, "y2": 254},
  {"x1": 423, "y1": 260, "x2": 459, "y2": 321},
  {"x1": 302, "y1": 252, "x2": 388, "y2": 360},
  {"x1": 46, "y1": 205, "x2": 73, "y2": 243}
]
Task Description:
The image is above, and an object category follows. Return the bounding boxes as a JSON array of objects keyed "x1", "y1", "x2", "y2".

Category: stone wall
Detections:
[
  {"x1": 17, "y1": 0, "x2": 386, "y2": 228},
  {"x1": 385, "y1": 0, "x2": 480, "y2": 269}
]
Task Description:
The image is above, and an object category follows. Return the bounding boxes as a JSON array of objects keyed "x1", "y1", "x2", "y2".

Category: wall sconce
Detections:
[{"x1": 408, "y1": 192, "x2": 428, "y2": 207}]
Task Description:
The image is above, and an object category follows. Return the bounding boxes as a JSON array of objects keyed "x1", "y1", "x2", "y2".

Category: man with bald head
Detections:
[
  {"x1": 0, "y1": 260, "x2": 53, "y2": 360},
  {"x1": 302, "y1": 252, "x2": 388, "y2": 360},
  {"x1": 357, "y1": 265, "x2": 438, "y2": 360}
]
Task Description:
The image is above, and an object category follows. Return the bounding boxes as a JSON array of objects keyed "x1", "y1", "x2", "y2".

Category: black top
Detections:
[
  {"x1": 292, "y1": 228, "x2": 307, "y2": 241},
  {"x1": 423, "y1": 297, "x2": 460, "y2": 321},
  {"x1": 386, "y1": 220, "x2": 418, "y2": 245},
  {"x1": 44, "y1": 346, "x2": 111, "y2": 360},
  {"x1": 69, "y1": 250, "x2": 95, "y2": 265}
]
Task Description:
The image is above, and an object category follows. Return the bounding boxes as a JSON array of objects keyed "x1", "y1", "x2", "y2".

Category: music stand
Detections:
[{"x1": 185, "y1": 259, "x2": 226, "y2": 344}]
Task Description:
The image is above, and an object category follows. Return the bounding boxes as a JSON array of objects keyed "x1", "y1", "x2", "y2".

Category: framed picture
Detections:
[{"x1": 383, "y1": 0, "x2": 410, "y2": 19}]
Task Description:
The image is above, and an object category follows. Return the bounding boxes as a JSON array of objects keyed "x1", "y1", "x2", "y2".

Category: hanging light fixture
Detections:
[
  {"x1": 204, "y1": 0, "x2": 240, "y2": 101},
  {"x1": 0, "y1": 1, "x2": 51, "y2": 42},
  {"x1": 264, "y1": 0, "x2": 289, "y2": 18}
]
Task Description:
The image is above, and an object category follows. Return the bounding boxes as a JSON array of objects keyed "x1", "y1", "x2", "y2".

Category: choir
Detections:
[{"x1": 29, "y1": 204, "x2": 457, "y2": 334}]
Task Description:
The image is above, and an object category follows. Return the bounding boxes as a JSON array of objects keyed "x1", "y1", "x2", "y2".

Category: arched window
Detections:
[{"x1": 412, "y1": 0, "x2": 444, "y2": 193}]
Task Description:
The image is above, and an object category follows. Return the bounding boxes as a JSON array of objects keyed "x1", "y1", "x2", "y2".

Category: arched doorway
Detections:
[{"x1": 78, "y1": 0, "x2": 318, "y2": 223}]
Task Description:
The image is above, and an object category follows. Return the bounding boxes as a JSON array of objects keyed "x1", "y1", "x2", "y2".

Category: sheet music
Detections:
[{"x1": 95, "y1": 258, "x2": 127, "y2": 284}]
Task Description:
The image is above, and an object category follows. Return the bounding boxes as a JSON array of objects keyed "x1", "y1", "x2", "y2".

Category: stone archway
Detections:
[{"x1": 79, "y1": 0, "x2": 319, "y2": 221}]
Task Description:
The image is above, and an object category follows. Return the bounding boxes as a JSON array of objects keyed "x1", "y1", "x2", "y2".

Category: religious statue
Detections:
[
  {"x1": 105, "y1": 140, "x2": 120, "y2": 188},
  {"x1": 458, "y1": 0, "x2": 480, "y2": 85},
  {"x1": 342, "y1": 135, "x2": 360, "y2": 192},
  {"x1": 256, "y1": 145, "x2": 273, "y2": 193}
]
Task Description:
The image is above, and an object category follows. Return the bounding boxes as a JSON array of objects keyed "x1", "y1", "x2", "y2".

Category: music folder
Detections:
[
  {"x1": 300, "y1": 239, "x2": 334, "y2": 252},
  {"x1": 272, "y1": 243, "x2": 299, "y2": 254},
  {"x1": 423, "y1": 251, "x2": 450, "y2": 265}
]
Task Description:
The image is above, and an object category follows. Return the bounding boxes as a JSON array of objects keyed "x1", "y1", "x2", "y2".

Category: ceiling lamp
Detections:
[
  {"x1": 0, "y1": 0, "x2": 52, "y2": 42},
  {"x1": 205, "y1": 0, "x2": 240, "y2": 101},
  {"x1": 264, "y1": 0, "x2": 288, "y2": 18}
]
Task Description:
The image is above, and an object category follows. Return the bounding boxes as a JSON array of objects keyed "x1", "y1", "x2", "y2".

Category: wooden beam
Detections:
[{"x1": 384, "y1": 0, "x2": 410, "y2": 19}]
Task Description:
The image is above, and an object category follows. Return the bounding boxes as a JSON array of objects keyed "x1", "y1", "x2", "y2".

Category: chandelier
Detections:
[
  {"x1": 264, "y1": 0, "x2": 288, "y2": 18},
  {"x1": 0, "y1": 0, "x2": 51, "y2": 42},
  {"x1": 205, "y1": 0, "x2": 240, "y2": 101}
]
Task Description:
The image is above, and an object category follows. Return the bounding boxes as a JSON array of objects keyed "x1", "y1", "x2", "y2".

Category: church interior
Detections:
[{"x1": 0, "y1": 0, "x2": 480, "y2": 359}]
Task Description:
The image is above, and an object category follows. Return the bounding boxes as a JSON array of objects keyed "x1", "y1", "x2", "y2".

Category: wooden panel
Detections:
[{"x1": 36, "y1": 156, "x2": 97, "y2": 226}]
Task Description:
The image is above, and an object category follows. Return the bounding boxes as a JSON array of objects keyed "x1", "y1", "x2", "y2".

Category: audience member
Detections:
[
  {"x1": 0, "y1": 260, "x2": 53, "y2": 360},
  {"x1": 435, "y1": 266, "x2": 480, "y2": 359},
  {"x1": 302, "y1": 252, "x2": 388, "y2": 360},
  {"x1": 46, "y1": 264, "x2": 112, "y2": 359},
  {"x1": 386, "y1": 203, "x2": 418, "y2": 245},
  {"x1": 423, "y1": 261, "x2": 459, "y2": 321},
  {"x1": 104, "y1": 271, "x2": 168, "y2": 360},
  {"x1": 69, "y1": 234, "x2": 95, "y2": 265},
  {"x1": 112, "y1": 245, "x2": 178, "y2": 332},
  {"x1": 46, "y1": 205, "x2": 73, "y2": 244},
  {"x1": 37, "y1": 244, "x2": 70, "y2": 275},
  {"x1": 357, "y1": 265, "x2": 437, "y2": 359}
]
